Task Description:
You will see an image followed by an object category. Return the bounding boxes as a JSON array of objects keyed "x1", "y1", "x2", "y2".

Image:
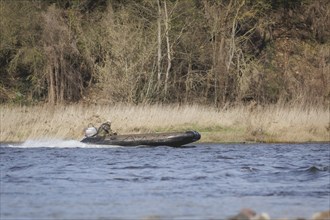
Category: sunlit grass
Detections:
[{"x1": 0, "y1": 103, "x2": 329, "y2": 143}]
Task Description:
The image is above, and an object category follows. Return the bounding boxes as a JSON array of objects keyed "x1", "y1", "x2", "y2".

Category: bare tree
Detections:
[
  {"x1": 163, "y1": 0, "x2": 172, "y2": 97},
  {"x1": 41, "y1": 5, "x2": 87, "y2": 104},
  {"x1": 157, "y1": 0, "x2": 162, "y2": 88}
]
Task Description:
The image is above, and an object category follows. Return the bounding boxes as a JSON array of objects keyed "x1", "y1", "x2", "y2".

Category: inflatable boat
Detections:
[{"x1": 81, "y1": 130, "x2": 201, "y2": 147}]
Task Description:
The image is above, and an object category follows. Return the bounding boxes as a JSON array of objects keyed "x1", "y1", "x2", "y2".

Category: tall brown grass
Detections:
[{"x1": 1, "y1": 104, "x2": 329, "y2": 143}]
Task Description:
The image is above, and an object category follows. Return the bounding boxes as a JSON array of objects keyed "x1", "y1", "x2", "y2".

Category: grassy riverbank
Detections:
[{"x1": 0, "y1": 104, "x2": 329, "y2": 143}]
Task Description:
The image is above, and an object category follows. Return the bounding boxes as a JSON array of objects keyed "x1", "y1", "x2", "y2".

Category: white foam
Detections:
[{"x1": 7, "y1": 139, "x2": 121, "y2": 148}]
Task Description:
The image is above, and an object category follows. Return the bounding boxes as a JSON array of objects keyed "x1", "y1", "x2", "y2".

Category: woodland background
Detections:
[{"x1": 1, "y1": 0, "x2": 329, "y2": 107}]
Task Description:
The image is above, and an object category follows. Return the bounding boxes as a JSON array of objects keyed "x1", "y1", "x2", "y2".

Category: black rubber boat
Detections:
[{"x1": 81, "y1": 130, "x2": 201, "y2": 147}]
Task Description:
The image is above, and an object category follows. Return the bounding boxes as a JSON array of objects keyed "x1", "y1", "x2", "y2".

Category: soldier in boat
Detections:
[{"x1": 97, "y1": 121, "x2": 117, "y2": 137}]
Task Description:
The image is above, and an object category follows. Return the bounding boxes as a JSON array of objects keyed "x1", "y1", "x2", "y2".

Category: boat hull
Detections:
[{"x1": 81, "y1": 130, "x2": 201, "y2": 147}]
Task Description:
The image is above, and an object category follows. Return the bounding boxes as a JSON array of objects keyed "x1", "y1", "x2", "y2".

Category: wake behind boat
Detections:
[{"x1": 81, "y1": 122, "x2": 201, "y2": 147}]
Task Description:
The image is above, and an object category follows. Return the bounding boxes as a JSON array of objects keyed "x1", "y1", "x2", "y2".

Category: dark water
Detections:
[{"x1": 1, "y1": 141, "x2": 329, "y2": 220}]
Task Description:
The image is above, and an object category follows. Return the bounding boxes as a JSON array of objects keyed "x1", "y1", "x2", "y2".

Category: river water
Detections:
[{"x1": 0, "y1": 141, "x2": 329, "y2": 220}]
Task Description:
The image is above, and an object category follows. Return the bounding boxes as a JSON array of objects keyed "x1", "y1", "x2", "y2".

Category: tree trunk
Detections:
[
  {"x1": 164, "y1": 0, "x2": 171, "y2": 97},
  {"x1": 157, "y1": 0, "x2": 162, "y2": 88}
]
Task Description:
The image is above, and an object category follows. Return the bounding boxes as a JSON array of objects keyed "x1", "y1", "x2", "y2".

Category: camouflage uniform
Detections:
[{"x1": 97, "y1": 122, "x2": 114, "y2": 137}]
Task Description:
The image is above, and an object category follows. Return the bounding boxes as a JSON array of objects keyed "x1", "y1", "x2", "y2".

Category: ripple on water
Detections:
[
  {"x1": 0, "y1": 142, "x2": 329, "y2": 219},
  {"x1": 8, "y1": 164, "x2": 34, "y2": 172}
]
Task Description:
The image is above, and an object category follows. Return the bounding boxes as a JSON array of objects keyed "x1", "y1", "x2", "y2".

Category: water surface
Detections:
[{"x1": 1, "y1": 141, "x2": 329, "y2": 219}]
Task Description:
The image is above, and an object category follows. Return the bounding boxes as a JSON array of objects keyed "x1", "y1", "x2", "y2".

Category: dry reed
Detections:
[{"x1": 0, "y1": 104, "x2": 329, "y2": 143}]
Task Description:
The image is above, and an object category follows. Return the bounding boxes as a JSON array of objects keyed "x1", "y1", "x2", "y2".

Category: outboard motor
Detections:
[{"x1": 85, "y1": 125, "x2": 98, "y2": 137}]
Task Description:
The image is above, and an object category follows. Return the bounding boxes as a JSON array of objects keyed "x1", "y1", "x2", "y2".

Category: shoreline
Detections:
[
  {"x1": 1, "y1": 104, "x2": 329, "y2": 143},
  {"x1": 1, "y1": 141, "x2": 329, "y2": 147}
]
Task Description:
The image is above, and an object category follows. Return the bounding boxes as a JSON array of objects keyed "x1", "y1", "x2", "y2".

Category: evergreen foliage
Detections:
[{"x1": 0, "y1": 0, "x2": 329, "y2": 106}]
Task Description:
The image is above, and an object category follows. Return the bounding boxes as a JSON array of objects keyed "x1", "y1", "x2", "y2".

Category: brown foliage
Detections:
[
  {"x1": 0, "y1": 0, "x2": 329, "y2": 106},
  {"x1": 41, "y1": 5, "x2": 91, "y2": 104}
]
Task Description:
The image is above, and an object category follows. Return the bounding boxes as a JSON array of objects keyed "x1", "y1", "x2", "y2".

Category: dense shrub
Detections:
[{"x1": 0, "y1": 0, "x2": 328, "y2": 106}]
